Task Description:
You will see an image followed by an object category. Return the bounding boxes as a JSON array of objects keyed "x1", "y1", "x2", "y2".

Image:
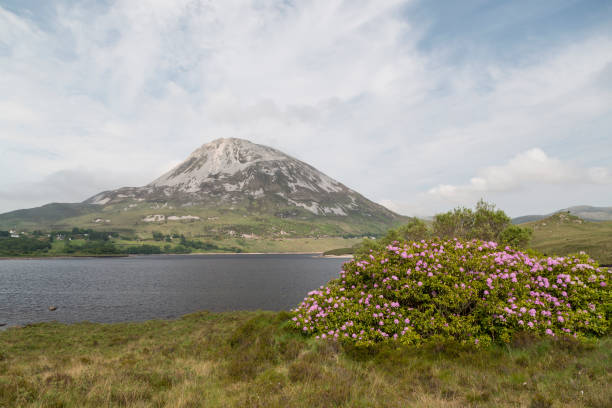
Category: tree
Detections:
[
  {"x1": 391, "y1": 218, "x2": 430, "y2": 242},
  {"x1": 374, "y1": 218, "x2": 431, "y2": 247},
  {"x1": 353, "y1": 238, "x2": 382, "y2": 259},
  {"x1": 432, "y1": 207, "x2": 474, "y2": 240},
  {"x1": 125, "y1": 244, "x2": 162, "y2": 254},
  {"x1": 433, "y1": 199, "x2": 510, "y2": 241},
  {"x1": 353, "y1": 218, "x2": 431, "y2": 259},
  {"x1": 499, "y1": 225, "x2": 533, "y2": 248},
  {"x1": 0, "y1": 236, "x2": 52, "y2": 256},
  {"x1": 471, "y1": 200, "x2": 511, "y2": 241}
]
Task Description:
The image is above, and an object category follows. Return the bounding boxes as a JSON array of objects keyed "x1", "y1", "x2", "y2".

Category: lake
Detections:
[{"x1": 0, "y1": 254, "x2": 348, "y2": 328}]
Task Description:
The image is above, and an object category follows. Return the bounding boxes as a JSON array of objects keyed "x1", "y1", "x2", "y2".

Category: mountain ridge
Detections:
[
  {"x1": 1, "y1": 138, "x2": 405, "y2": 236},
  {"x1": 84, "y1": 138, "x2": 396, "y2": 220},
  {"x1": 512, "y1": 205, "x2": 612, "y2": 224}
]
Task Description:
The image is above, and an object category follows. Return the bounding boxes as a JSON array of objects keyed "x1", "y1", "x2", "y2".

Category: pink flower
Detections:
[{"x1": 417, "y1": 281, "x2": 423, "y2": 286}]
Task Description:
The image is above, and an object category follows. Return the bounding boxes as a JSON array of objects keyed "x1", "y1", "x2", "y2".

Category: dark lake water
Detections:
[{"x1": 0, "y1": 254, "x2": 348, "y2": 328}]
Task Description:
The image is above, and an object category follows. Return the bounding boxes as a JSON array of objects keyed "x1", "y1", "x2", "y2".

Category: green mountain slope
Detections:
[
  {"x1": 0, "y1": 203, "x2": 101, "y2": 230},
  {"x1": 524, "y1": 212, "x2": 612, "y2": 265},
  {"x1": 512, "y1": 205, "x2": 612, "y2": 224}
]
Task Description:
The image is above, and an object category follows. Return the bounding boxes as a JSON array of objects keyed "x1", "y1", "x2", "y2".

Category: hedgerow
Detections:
[{"x1": 291, "y1": 239, "x2": 610, "y2": 346}]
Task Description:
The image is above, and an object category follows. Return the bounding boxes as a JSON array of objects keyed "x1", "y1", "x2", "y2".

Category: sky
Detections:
[{"x1": 1, "y1": 0, "x2": 611, "y2": 217}]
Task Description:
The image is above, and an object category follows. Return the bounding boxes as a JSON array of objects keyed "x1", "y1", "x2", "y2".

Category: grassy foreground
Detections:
[{"x1": 1, "y1": 311, "x2": 610, "y2": 408}]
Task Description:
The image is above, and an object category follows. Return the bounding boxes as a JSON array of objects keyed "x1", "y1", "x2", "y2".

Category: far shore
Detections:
[
  {"x1": 0, "y1": 254, "x2": 128, "y2": 261},
  {"x1": 0, "y1": 251, "x2": 354, "y2": 261}
]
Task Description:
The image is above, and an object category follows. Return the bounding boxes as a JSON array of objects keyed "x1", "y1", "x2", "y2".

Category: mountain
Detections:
[
  {"x1": 0, "y1": 138, "x2": 406, "y2": 237},
  {"x1": 512, "y1": 205, "x2": 612, "y2": 224},
  {"x1": 512, "y1": 214, "x2": 548, "y2": 224},
  {"x1": 85, "y1": 138, "x2": 395, "y2": 219}
]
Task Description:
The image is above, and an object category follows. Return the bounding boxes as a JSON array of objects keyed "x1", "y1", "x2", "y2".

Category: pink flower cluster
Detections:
[{"x1": 291, "y1": 239, "x2": 611, "y2": 345}]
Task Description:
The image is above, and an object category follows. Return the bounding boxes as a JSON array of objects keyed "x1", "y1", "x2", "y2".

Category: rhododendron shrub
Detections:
[{"x1": 291, "y1": 239, "x2": 610, "y2": 346}]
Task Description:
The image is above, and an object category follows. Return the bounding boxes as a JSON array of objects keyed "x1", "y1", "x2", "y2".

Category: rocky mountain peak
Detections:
[
  {"x1": 149, "y1": 138, "x2": 290, "y2": 189},
  {"x1": 85, "y1": 138, "x2": 399, "y2": 220}
]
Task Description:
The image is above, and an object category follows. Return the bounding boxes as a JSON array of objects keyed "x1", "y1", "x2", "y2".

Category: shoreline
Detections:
[
  {"x1": 0, "y1": 251, "x2": 355, "y2": 261},
  {"x1": 0, "y1": 254, "x2": 129, "y2": 261},
  {"x1": 0, "y1": 252, "x2": 334, "y2": 261},
  {"x1": 0, "y1": 309, "x2": 254, "y2": 331}
]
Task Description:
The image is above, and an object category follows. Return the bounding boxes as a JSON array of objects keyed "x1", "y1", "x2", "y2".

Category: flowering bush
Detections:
[{"x1": 291, "y1": 239, "x2": 611, "y2": 346}]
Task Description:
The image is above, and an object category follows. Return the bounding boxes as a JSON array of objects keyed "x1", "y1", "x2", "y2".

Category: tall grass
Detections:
[{"x1": 1, "y1": 311, "x2": 610, "y2": 407}]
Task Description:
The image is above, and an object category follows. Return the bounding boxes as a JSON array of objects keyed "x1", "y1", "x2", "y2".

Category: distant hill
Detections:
[
  {"x1": 526, "y1": 212, "x2": 612, "y2": 265},
  {"x1": 559, "y1": 205, "x2": 612, "y2": 221},
  {"x1": 512, "y1": 214, "x2": 547, "y2": 224},
  {"x1": 512, "y1": 205, "x2": 612, "y2": 224},
  {"x1": 0, "y1": 138, "x2": 407, "y2": 238},
  {"x1": 0, "y1": 203, "x2": 100, "y2": 230}
]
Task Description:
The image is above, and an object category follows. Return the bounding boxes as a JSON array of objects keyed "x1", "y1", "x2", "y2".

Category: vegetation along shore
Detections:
[{"x1": 3, "y1": 201, "x2": 612, "y2": 265}]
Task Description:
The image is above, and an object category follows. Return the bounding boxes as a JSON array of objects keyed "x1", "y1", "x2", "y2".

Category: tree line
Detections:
[
  {"x1": 353, "y1": 200, "x2": 532, "y2": 258},
  {"x1": 0, "y1": 232, "x2": 243, "y2": 256}
]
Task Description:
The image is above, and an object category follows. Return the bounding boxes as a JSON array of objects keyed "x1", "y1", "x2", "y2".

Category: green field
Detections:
[
  {"x1": 524, "y1": 213, "x2": 612, "y2": 265},
  {"x1": 0, "y1": 202, "x2": 405, "y2": 239},
  {"x1": 0, "y1": 200, "x2": 400, "y2": 256},
  {"x1": 1, "y1": 311, "x2": 610, "y2": 408},
  {"x1": 40, "y1": 236, "x2": 363, "y2": 256}
]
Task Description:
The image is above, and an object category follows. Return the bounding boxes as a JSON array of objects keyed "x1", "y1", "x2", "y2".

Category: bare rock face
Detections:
[{"x1": 85, "y1": 138, "x2": 399, "y2": 221}]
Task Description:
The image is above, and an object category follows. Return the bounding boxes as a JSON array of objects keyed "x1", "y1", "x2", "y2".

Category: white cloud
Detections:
[
  {"x1": 374, "y1": 149, "x2": 612, "y2": 217},
  {"x1": 428, "y1": 148, "x2": 612, "y2": 202},
  {"x1": 0, "y1": 1, "x2": 611, "y2": 215},
  {"x1": 0, "y1": 169, "x2": 149, "y2": 212}
]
